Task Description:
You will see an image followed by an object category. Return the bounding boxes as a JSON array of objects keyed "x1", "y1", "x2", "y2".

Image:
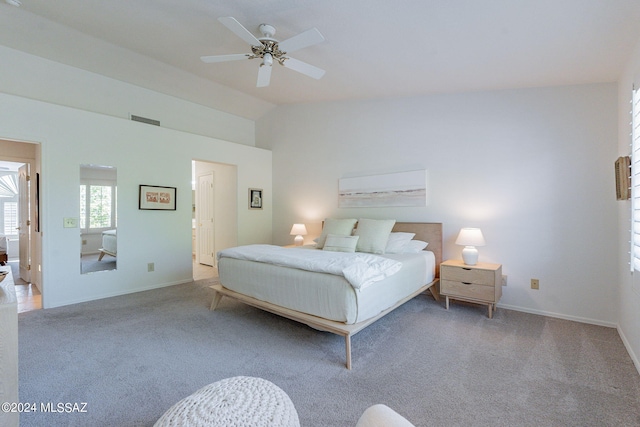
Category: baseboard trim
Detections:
[
  {"x1": 496, "y1": 303, "x2": 617, "y2": 328},
  {"x1": 44, "y1": 279, "x2": 191, "y2": 309},
  {"x1": 617, "y1": 325, "x2": 640, "y2": 376},
  {"x1": 497, "y1": 303, "x2": 640, "y2": 374}
]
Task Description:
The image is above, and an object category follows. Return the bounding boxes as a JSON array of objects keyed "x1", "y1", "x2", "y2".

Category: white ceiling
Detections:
[{"x1": 2, "y1": 0, "x2": 640, "y2": 120}]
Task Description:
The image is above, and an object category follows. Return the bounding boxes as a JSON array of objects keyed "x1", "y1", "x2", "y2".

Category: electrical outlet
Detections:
[
  {"x1": 502, "y1": 275, "x2": 507, "y2": 286},
  {"x1": 148, "y1": 263, "x2": 155, "y2": 272},
  {"x1": 82, "y1": 240, "x2": 87, "y2": 245},
  {"x1": 531, "y1": 278, "x2": 539, "y2": 290}
]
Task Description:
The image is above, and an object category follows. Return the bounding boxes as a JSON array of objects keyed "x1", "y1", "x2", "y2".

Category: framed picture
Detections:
[
  {"x1": 139, "y1": 185, "x2": 177, "y2": 210},
  {"x1": 339, "y1": 169, "x2": 427, "y2": 208},
  {"x1": 249, "y1": 188, "x2": 263, "y2": 209}
]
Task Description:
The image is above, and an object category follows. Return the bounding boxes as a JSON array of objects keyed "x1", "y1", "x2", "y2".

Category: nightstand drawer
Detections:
[
  {"x1": 440, "y1": 265, "x2": 495, "y2": 285},
  {"x1": 441, "y1": 279, "x2": 495, "y2": 302}
]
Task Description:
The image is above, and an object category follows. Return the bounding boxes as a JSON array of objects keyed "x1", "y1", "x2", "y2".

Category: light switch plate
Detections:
[{"x1": 63, "y1": 217, "x2": 78, "y2": 228}]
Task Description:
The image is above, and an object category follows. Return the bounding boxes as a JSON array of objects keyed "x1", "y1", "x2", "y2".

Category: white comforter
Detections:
[{"x1": 217, "y1": 244, "x2": 402, "y2": 290}]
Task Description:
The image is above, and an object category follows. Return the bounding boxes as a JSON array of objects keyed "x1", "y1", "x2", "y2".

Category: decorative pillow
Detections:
[
  {"x1": 354, "y1": 219, "x2": 396, "y2": 254},
  {"x1": 323, "y1": 234, "x2": 359, "y2": 253},
  {"x1": 385, "y1": 232, "x2": 416, "y2": 254},
  {"x1": 402, "y1": 240, "x2": 428, "y2": 253},
  {"x1": 315, "y1": 218, "x2": 358, "y2": 249}
]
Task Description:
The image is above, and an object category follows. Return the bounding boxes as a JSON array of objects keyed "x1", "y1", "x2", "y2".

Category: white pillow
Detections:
[
  {"x1": 402, "y1": 240, "x2": 428, "y2": 253},
  {"x1": 354, "y1": 219, "x2": 396, "y2": 254},
  {"x1": 323, "y1": 234, "x2": 359, "y2": 253},
  {"x1": 385, "y1": 232, "x2": 416, "y2": 254},
  {"x1": 315, "y1": 218, "x2": 357, "y2": 249}
]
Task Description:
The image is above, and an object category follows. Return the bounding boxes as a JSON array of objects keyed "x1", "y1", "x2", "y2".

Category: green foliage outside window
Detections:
[{"x1": 80, "y1": 184, "x2": 116, "y2": 231}]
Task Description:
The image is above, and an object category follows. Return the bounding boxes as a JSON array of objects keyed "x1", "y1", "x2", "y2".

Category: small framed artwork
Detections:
[
  {"x1": 139, "y1": 185, "x2": 177, "y2": 210},
  {"x1": 249, "y1": 188, "x2": 263, "y2": 209}
]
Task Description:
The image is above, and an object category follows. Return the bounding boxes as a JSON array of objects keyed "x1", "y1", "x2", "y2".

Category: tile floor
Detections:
[
  {"x1": 15, "y1": 281, "x2": 41, "y2": 313},
  {"x1": 193, "y1": 261, "x2": 217, "y2": 281},
  {"x1": 4, "y1": 260, "x2": 41, "y2": 314}
]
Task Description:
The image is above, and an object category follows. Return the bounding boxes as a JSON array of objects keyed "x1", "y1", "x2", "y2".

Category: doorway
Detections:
[
  {"x1": 0, "y1": 139, "x2": 41, "y2": 312},
  {"x1": 197, "y1": 171, "x2": 215, "y2": 267},
  {"x1": 192, "y1": 160, "x2": 238, "y2": 281}
]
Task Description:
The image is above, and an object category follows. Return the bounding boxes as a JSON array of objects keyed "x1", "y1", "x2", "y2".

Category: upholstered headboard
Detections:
[
  {"x1": 392, "y1": 222, "x2": 442, "y2": 277},
  {"x1": 318, "y1": 220, "x2": 443, "y2": 277}
]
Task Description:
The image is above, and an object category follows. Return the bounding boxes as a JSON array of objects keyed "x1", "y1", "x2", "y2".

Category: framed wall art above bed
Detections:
[{"x1": 339, "y1": 170, "x2": 427, "y2": 208}]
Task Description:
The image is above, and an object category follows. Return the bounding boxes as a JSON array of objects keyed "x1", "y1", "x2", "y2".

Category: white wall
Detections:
[
  {"x1": 257, "y1": 83, "x2": 618, "y2": 326},
  {"x1": 0, "y1": 45, "x2": 257, "y2": 147},
  {"x1": 617, "y1": 37, "x2": 640, "y2": 372},
  {"x1": 0, "y1": 92, "x2": 272, "y2": 308}
]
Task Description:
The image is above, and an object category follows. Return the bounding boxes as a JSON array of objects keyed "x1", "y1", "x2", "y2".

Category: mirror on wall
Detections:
[{"x1": 80, "y1": 164, "x2": 117, "y2": 274}]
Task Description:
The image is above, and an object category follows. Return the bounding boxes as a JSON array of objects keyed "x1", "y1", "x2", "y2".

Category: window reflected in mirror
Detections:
[{"x1": 80, "y1": 164, "x2": 117, "y2": 274}]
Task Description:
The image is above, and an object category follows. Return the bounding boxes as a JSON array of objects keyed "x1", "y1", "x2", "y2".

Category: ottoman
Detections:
[{"x1": 154, "y1": 376, "x2": 300, "y2": 427}]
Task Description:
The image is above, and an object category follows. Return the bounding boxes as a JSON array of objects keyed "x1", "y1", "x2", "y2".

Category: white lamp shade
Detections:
[
  {"x1": 290, "y1": 224, "x2": 308, "y2": 236},
  {"x1": 290, "y1": 223, "x2": 307, "y2": 246},
  {"x1": 455, "y1": 228, "x2": 485, "y2": 265},
  {"x1": 455, "y1": 228, "x2": 486, "y2": 247}
]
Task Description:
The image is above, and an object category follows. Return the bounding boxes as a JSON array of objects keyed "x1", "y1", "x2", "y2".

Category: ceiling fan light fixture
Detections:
[
  {"x1": 258, "y1": 24, "x2": 276, "y2": 40},
  {"x1": 201, "y1": 17, "x2": 325, "y2": 87},
  {"x1": 262, "y1": 53, "x2": 273, "y2": 67}
]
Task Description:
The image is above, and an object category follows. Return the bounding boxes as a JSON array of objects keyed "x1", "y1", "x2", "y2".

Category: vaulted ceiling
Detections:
[{"x1": 1, "y1": 0, "x2": 640, "y2": 120}]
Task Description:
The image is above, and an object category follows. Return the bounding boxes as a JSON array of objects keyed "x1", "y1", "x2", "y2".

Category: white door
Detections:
[
  {"x1": 18, "y1": 163, "x2": 30, "y2": 282},
  {"x1": 197, "y1": 172, "x2": 215, "y2": 266}
]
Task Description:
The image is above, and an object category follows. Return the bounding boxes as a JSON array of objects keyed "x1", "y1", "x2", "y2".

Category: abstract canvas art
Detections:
[{"x1": 339, "y1": 170, "x2": 427, "y2": 208}]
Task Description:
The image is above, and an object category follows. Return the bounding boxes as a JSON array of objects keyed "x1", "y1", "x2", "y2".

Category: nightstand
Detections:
[{"x1": 440, "y1": 259, "x2": 502, "y2": 318}]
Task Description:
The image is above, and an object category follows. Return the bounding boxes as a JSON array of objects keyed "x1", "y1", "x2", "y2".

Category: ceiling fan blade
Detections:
[
  {"x1": 283, "y1": 57, "x2": 325, "y2": 80},
  {"x1": 257, "y1": 64, "x2": 272, "y2": 87},
  {"x1": 278, "y1": 28, "x2": 325, "y2": 53},
  {"x1": 200, "y1": 53, "x2": 249, "y2": 63},
  {"x1": 218, "y1": 16, "x2": 261, "y2": 46}
]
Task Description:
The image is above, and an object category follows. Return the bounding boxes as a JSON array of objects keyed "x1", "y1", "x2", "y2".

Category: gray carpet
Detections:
[
  {"x1": 81, "y1": 256, "x2": 117, "y2": 274},
  {"x1": 17, "y1": 279, "x2": 640, "y2": 426}
]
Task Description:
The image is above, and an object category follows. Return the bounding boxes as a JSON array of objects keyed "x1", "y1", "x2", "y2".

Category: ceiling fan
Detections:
[{"x1": 201, "y1": 17, "x2": 326, "y2": 88}]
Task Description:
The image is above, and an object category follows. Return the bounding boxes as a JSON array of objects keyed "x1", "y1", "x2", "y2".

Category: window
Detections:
[
  {"x1": 632, "y1": 87, "x2": 640, "y2": 271},
  {"x1": 80, "y1": 183, "x2": 117, "y2": 231},
  {"x1": 3, "y1": 201, "x2": 17, "y2": 236}
]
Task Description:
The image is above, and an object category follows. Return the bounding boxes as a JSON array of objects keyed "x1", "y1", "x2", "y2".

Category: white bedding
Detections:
[
  {"x1": 102, "y1": 230, "x2": 117, "y2": 255},
  {"x1": 217, "y1": 249, "x2": 435, "y2": 324},
  {"x1": 218, "y1": 244, "x2": 402, "y2": 290}
]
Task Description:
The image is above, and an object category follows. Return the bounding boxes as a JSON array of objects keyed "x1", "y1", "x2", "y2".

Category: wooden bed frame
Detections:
[{"x1": 209, "y1": 222, "x2": 442, "y2": 369}]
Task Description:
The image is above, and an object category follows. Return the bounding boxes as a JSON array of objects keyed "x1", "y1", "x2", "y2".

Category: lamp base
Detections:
[
  {"x1": 294, "y1": 235, "x2": 304, "y2": 246},
  {"x1": 461, "y1": 246, "x2": 478, "y2": 265}
]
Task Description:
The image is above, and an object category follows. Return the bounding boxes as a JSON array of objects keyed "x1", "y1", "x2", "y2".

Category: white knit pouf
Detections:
[{"x1": 154, "y1": 376, "x2": 300, "y2": 427}]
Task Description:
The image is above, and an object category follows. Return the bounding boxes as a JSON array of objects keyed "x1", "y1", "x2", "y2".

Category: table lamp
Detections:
[
  {"x1": 290, "y1": 223, "x2": 307, "y2": 246},
  {"x1": 455, "y1": 228, "x2": 485, "y2": 265}
]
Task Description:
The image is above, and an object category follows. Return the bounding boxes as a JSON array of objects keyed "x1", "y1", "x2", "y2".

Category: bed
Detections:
[
  {"x1": 210, "y1": 221, "x2": 442, "y2": 369},
  {"x1": 98, "y1": 229, "x2": 117, "y2": 261}
]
